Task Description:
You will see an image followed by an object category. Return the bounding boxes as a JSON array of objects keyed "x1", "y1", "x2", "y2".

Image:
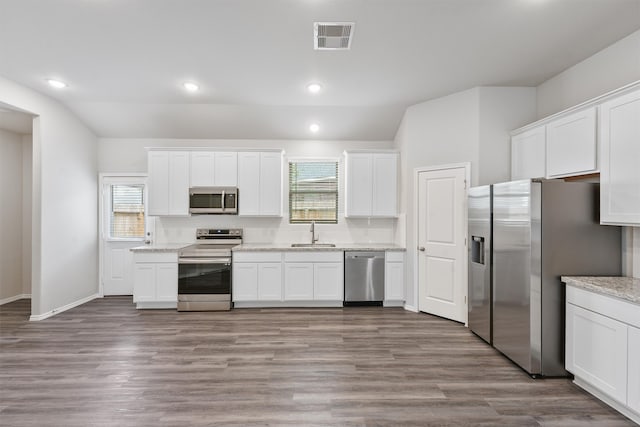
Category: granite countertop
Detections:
[
  {"x1": 232, "y1": 243, "x2": 406, "y2": 252},
  {"x1": 130, "y1": 243, "x2": 190, "y2": 253},
  {"x1": 562, "y1": 276, "x2": 640, "y2": 305}
]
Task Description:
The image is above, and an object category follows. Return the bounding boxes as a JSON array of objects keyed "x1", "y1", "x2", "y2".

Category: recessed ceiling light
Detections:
[
  {"x1": 309, "y1": 123, "x2": 320, "y2": 133},
  {"x1": 47, "y1": 79, "x2": 67, "y2": 89},
  {"x1": 183, "y1": 82, "x2": 199, "y2": 92},
  {"x1": 307, "y1": 83, "x2": 322, "y2": 94}
]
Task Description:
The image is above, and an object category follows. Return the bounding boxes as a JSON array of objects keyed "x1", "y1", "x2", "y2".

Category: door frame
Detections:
[
  {"x1": 98, "y1": 173, "x2": 148, "y2": 297},
  {"x1": 412, "y1": 162, "x2": 470, "y2": 324}
]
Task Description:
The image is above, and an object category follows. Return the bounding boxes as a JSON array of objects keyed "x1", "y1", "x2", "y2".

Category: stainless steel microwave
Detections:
[{"x1": 189, "y1": 187, "x2": 238, "y2": 214}]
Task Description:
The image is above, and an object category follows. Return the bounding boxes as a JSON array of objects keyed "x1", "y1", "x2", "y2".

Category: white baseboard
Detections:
[
  {"x1": 0, "y1": 294, "x2": 31, "y2": 306},
  {"x1": 233, "y1": 301, "x2": 343, "y2": 309},
  {"x1": 29, "y1": 293, "x2": 99, "y2": 321},
  {"x1": 573, "y1": 378, "x2": 640, "y2": 425},
  {"x1": 404, "y1": 304, "x2": 418, "y2": 312}
]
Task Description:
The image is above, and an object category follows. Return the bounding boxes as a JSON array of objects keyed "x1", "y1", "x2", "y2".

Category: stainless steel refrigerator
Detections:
[
  {"x1": 469, "y1": 179, "x2": 622, "y2": 377},
  {"x1": 468, "y1": 185, "x2": 492, "y2": 345}
]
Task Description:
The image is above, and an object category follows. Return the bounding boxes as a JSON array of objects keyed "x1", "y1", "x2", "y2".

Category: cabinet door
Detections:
[
  {"x1": 546, "y1": 107, "x2": 597, "y2": 178},
  {"x1": 168, "y1": 152, "x2": 190, "y2": 216},
  {"x1": 148, "y1": 151, "x2": 169, "y2": 216},
  {"x1": 237, "y1": 152, "x2": 261, "y2": 216},
  {"x1": 511, "y1": 127, "x2": 545, "y2": 180},
  {"x1": 232, "y1": 263, "x2": 258, "y2": 301},
  {"x1": 190, "y1": 152, "x2": 215, "y2": 187},
  {"x1": 259, "y1": 152, "x2": 283, "y2": 216},
  {"x1": 346, "y1": 153, "x2": 373, "y2": 217},
  {"x1": 284, "y1": 263, "x2": 314, "y2": 300},
  {"x1": 600, "y1": 89, "x2": 640, "y2": 225},
  {"x1": 133, "y1": 263, "x2": 156, "y2": 302},
  {"x1": 628, "y1": 326, "x2": 640, "y2": 413},
  {"x1": 214, "y1": 152, "x2": 238, "y2": 187},
  {"x1": 155, "y1": 263, "x2": 178, "y2": 302},
  {"x1": 314, "y1": 262, "x2": 343, "y2": 300},
  {"x1": 385, "y1": 261, "x2": 404, "y2": 301},
  {"x1": 372, "y1": 153, "x2": 398, "y2": 217},
  {"x1": 257, "y1": 263, "x2": 282, "y2": 301},
  {"x1": 566, "y1": 303, "x2": 628, "y2": 403}
]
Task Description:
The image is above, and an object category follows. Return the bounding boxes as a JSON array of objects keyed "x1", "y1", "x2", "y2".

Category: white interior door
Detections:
[
  {"x1": 101, "y1": 176, "x2": 147, "y2": 296},
  {"x1": 417, "y1": 165, "x2": 467, "y2": 322}
]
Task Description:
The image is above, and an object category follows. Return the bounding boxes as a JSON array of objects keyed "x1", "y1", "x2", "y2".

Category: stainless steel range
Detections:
[{"x1": 177, "y1": 228, "x2": 242, "y2": 311}]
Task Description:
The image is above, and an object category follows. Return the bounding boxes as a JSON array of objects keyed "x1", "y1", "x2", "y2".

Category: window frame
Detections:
[{"x1": 288, "y1": 158, "x2": 339, "y2": 224}]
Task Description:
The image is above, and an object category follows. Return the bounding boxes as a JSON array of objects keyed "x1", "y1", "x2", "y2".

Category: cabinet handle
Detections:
[{"x1": 418, "y1": 246, "x2": 425, "y2": 252}]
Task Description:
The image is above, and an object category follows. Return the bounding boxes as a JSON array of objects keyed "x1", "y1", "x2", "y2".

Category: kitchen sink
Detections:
[{"x1": 290, "y1": 243, "x2": 336, "y2": 248}]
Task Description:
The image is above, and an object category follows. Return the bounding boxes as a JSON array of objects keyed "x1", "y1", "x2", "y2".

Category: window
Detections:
[
  {"x1": 110, "y1": 184, "x2": 145, "y2": 239},
  {"x1": 289, "y1": 161, "x2": 338, "y2": 223}
]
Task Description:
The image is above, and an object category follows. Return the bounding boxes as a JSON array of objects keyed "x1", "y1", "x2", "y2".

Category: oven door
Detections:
[{"x1": 178, "y1": 257, "x2": 231, "y2": 295}]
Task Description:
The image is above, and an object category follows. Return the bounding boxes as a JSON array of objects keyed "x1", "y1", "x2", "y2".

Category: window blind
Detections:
[
  {"x1": 289, "y1": 161, "x2": 338, "y2": 223},
  {"x1": 110, "y1": 184, "x2": 145, "y2": 238}
]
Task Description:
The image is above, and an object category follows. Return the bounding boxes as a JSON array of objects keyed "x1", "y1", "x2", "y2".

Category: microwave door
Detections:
[{"x1": 190, "y1": 193, "x2": 223, "y2": 213}]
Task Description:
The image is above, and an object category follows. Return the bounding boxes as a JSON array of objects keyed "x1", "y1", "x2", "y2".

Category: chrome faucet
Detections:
[{"x1": 310, "y1": 220, "x2": 319, "y2": 244}]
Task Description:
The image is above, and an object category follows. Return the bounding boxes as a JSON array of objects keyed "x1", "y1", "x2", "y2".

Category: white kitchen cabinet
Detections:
[
  {"x1": 148, "y1": 151, "x2": 189, "y2": 216},
  {"x1": 284, "y1": 263, "x2": 314, "y2": 300},
  {"x1": 257, "y1": 263, "x2": 283, "y2": 301},
  {"x1": 345, "y1": 151, "x2": 398, "y2": 217},
  {"x1": 232, "y1": 252, "x2": 283, "y2": 302},
  {"x1": 190, "y1": 151, "x2": 238, "y2": 187},
  {"x1": 511, "y1": 126, "x2": 545, "y2": 180},
  {"x1": 629, "y1": 326, "x2": 640, "y2": 414},
  {"x1": 566, "y1": 284, "x2": 640, "y2": 423},
  {"x1": 237, "y1": 151, "x2": 283, "y2": 216},
  {"x1": 546, "y1": 107, "x2": 597, "y2": 178},
  {"x1": 133, "y1": 252, "x2": 178, "y2": 308},
  {"x1": 566, "y1": 302, "x2": 628, "y2": 403},
  {"x1": 599, "y1": 89, "x2": 640, "y2": 226},
  {"x1": 232, "y1": 263, "x2": 258, "y2": 301},
  {"x1": 283, "y1": 251, "x2": 344, "y2": 302},
  {"x1": 313, "y1": 263, "x2": 343, "y2": 300},
  {"x1": 385, "y1": 252, "x2": 404, "y2": 303}
]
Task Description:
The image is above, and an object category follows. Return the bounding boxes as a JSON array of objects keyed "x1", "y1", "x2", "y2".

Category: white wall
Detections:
[
  {"x1": 99, "y1": 138, "x2": 398, "y2": 245},
  {"x1": 22, "y1": 134, "x2": 32, "y2": 295},
  {"x1": 0, "y1": 128, "x2": 24, "y2": 302},
  {"x1": 537, "y1": 30, "x2": 640, "y2": 118},
  {"x1": 394, "y1": 86, "x2": 537, "y2": 310},
  {"x1": 0, "y1": 76, "x2": 99, "y2": 318}
]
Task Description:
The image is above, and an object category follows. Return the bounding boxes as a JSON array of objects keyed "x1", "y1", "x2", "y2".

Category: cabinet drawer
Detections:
[
  {"x1": 233, "y1": 251, "x2": 282, "y2": 263},
  {"x1": 385, "y1": 251, "x2": 404, "y2": 262},
  {"x1": 566, "y1": 285, "x2": 640, "y2": 328},
  {"x1": 284, "y1": 251, "x2": 343, "y2": 263},
  {"x1": 133, "y1": 252, "x2": 178, "y2": 263}
]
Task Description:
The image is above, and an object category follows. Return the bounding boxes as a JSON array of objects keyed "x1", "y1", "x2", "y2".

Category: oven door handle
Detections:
[{"x1": 179, "y1": 257, "x2": 232, "y2": 265}]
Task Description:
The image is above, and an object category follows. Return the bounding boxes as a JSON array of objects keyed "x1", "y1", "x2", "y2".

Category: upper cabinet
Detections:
[
  {"x1": 599, "y1": 89, "x2": 640, "y2": 226},
  {"x1": 237, "y1": 151, "x2": 283, "y2": 217},
  {"x1": 511, "y1": 126, "x2": 545, "y2": 180},
  {"x1": 546, "y1": 107, "x2": 597, "y2": 178},
  {"x1": 148, "y1": 151, "x2": 189, "y2": 216},
  {"x1": 190, "y1": 151, "x2": 237, "y2": 187},
  {"x1": 345, "y1": 151, "x2": 398, "y2": 218}
]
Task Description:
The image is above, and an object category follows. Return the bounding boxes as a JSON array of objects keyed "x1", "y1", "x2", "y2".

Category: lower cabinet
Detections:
[
  {"x1": 385, "y1": 252, "x2": 404, "y2": 304},
  {"x1": 133, "y1": 252, "x2": 178, "y2": 308},
  {"x1": 232, "y1": 252, "x2": 283, "y2": 302},
  {"x1": 565, "y1": 285, "x2": 640, "y2": 423},
  {"x1": 283, "y1": 252, "x2": 343, "y2": 302}
]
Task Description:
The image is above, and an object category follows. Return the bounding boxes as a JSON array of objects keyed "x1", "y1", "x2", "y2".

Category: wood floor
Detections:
[{"x1": 0, "y1": 298, "x2": 634, "y2": 426}]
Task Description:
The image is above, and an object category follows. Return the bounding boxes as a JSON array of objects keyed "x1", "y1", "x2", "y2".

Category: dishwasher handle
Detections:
[{"x1": 345, "y1": 251, "x2": 385, "y2": 260}]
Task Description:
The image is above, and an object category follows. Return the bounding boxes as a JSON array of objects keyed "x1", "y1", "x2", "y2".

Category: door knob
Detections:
[{"x1": 418, "y1": 246, "x2": 425, "y2": 251}]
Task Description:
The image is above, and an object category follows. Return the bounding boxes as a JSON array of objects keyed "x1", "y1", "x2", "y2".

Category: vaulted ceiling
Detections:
[{"x1": 1, "y1": 0, "x2": 639, "y2": 140}]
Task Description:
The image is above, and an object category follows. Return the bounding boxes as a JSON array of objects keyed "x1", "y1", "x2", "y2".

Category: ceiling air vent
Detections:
[{"x1": 314, "y1": 22, "x2": 355, "y2": 50}]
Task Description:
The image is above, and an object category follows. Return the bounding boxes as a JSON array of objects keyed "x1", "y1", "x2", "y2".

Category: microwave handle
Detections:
[{"x1": 221, "y1": 189, "x2": 226, "y2": 211}]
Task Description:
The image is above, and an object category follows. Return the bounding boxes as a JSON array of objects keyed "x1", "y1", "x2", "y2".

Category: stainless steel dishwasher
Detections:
[{"x1": 344, "y1": 251, "x2": 385, "y2": 306}]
